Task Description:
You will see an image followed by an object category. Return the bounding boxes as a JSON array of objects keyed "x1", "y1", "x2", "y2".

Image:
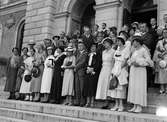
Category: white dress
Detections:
[
  {"x1": 61, "y1": 56, "x2": 76, "y2": 96},
  {"x1": 40, "y1": 55, "x2": 55, "y2": 93},
  {"x1": 108, "y1": 46, "x2": 130, "y2": 99},
  {"x1": 96, "y1": 48, "x2": 115, "y2": 100},
  {"x1": 19, "y1": 57, "x2": 35, "y2": 94},
  {"x1": 127, "y1": 46, "x2": 153, "y2": 106}
]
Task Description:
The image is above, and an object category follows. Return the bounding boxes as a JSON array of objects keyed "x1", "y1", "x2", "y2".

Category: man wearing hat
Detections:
[{"x1": 74, "y1": 41, "x2": 88, "y2": 106}]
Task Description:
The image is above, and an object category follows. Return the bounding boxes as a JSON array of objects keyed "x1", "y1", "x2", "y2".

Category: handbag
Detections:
[{"x1": 109, "y1": 75, "x2": 119, "y2": 90}]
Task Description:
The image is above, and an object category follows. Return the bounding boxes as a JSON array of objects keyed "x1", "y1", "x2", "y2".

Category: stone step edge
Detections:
[
  {"x1": 0, "y1": 108, "x2": 99, "y2": 122},
  {"x1": 0, "y1": 99, "x2": 166, "y2": 122},
  {"x1": 0, "y1": 115, "x2": 31, "y2": 122}
]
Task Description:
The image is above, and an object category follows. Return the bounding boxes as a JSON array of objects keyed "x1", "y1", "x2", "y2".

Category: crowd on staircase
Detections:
[{"x1": 4, "y1": 15, "x2": 167, "y2": 113}]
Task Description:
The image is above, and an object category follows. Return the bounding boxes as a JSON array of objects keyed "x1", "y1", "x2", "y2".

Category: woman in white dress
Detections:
[
  {"x1": 61, "y1": 47, "x2": 76, "y2": 105},
  {"x1": 127, "y1": 36, "x2": 153, "y2": 113},
  {"x1": 108, "y1": 36, "x2": 130, "y2": 112},
  {"x1": 96, "y1": 38, "x2": 115, "y2": 102},
  {"x1": 19, "y1": 48, "x2": 35, "y2": 101},
  {"x1": 40, "y1": 47, "x2": 55, "y2": 103}
]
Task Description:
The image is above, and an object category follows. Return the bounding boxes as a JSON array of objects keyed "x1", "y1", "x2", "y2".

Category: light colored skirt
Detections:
[{"x1": 127, "y1": 66, "x2": 147, "y2": 106}]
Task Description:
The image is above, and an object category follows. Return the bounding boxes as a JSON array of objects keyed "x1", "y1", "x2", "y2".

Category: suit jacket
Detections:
[
  {"x1": 82, "y1": 35, "x2": 95, "y2": 51},
  {"x1": 75, "y1": 50, "x2": 88, "y2": 72},
  {"x1": 87, "y1": 53, "x2": 101, "y2": 75},
  {"x1": 142, "y1": 32, "x2": 155, "y2": 56}
]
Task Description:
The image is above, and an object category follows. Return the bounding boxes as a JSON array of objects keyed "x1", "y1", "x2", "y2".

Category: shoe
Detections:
[
  {"x1": 134, "y1": 106, "x2": 142, "y2": 113},
  {"x1": 110, "y1": 106, "x2": 118, "y2": 111},
  {"x1": 84, "y1": 103, "x2": 90, "y2": 108},
  {"x1": 33, "y1": 93, "x2": 40, "y2": 102},
  {"x1": 160, "y1": 90, "x2": 165, "y2": 94},
  {"x1": 49, "y1": 99, "x2": 56, "y2": 104},
  {"x1": 101, "y1": 105, "x2": 109, "y2": 109},
  {"x1": 117, "y1": 107, "x2": 124, "y2": 112},
  {"x1": 90, "y1": 103, "x2": 94, "y2": 108},
  {"x1": 68, "y1": 102, "x2": 73, "y2": 106},
  {"x1": 24, "y1": 95, "x2": 30, "y2": 101},
  {"x1": 30, "y1": 96, "x2": 33, "y2": 101},
  {"x1": 128, "y1": 106, "x2": 136, "y2": 112}
]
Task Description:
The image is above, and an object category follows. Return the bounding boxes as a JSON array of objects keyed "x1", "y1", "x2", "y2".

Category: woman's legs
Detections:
[
  {"x1": 90, "y1": 96, "x2": 95, "y2": 107},
  {"x1": 117, "y1": 99, "x2": 124, "y2": 112},
  {"x1": 110, "y1": 99, "x2": 119, "y2": 111},
  {"x1": 160, "y1": 84, "x2": 165, "y2": 94},
  {"x1": 85, "y1": 97, "x2": 91, "y2": 107}
]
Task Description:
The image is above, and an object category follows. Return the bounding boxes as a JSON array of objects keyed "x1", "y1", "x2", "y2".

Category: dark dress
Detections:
[
  {"x1": 84, "y1": 53, "x2": 101, "y2": 97},
  {"x1": 4, "y1": 56, "x2": 20, "y2": 92},
  {"x1": 50, "y1": 54, "x2": 66, "y2": 103},
  {"x1": 15, "y1": 55, "x2": 29, "y2": 93}
]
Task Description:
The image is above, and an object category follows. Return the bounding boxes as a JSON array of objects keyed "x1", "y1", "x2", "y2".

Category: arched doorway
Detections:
[
  {"x1": 80, "y1": 2, "x2": 96, "y2": 33},
  {"x1": 68, "y1": 0, "x2": 96, "y2": 35},
  {"x1": 123, "y1": 0, "x2": 157, "y2": 26},
  {"x1": 16, "y1": 20, "x2": 25, "y2": 55}
]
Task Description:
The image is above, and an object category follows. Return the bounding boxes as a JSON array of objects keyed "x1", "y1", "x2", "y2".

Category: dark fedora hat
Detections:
[{"x1": 31, "y1": 66, "x2": 41, "y2": 78}]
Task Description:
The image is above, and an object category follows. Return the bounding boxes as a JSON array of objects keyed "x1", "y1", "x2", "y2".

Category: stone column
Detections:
[
  {"x1": 52, "y1": 11, "x2": 70, "y2": 35},
  {"x1": 94, "y1": 0, "x2": 122, "y2": 30},
  {"x1": 157, "y1": 0, "x2": 167, "y2": 26},
  {"x1": 23, "y1": 0, "x2": 57, "y2": 44}
]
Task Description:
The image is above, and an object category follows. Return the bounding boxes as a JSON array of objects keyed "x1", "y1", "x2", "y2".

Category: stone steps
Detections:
[
  {"x1": 0, "y1": 107, "x2": 99, "y2": 122},
  {"x1": 0, "y1": 116, "x2": 31, "y2": 122},
  {"x1": 0, "y1": 99, "x2": 166, "y2": 122}
]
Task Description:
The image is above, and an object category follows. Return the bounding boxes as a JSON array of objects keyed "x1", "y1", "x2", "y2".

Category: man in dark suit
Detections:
[
  {"x1": 74, "y1": 41, "x2": 88, "y2": 106},
  {"x1": 101, "y1": 23, "x2": 108, "y2": 38},
  {"x1": 140, "y1": 23, "x2": 155, "y2": 87},
  {"x1": 82, "y1": 26, "x2": 95, "y2": 52},
  {"x1": 140, "y1": 23, "x2": 155, "y2": 57}
]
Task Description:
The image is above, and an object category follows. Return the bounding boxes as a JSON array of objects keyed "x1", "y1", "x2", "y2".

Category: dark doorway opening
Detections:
[
  {"x1": 131, "y1": 5, "x2": 157, "y2": 26},
  {"x1": 123, "y1": 0, "x2": 157, "y2": 27},
  {"x1": 81, "y1": 2, "x2": 96, "y2": 33},
  {"x1": 16, "y1": 20, "x2": 25, "y2": 55}
]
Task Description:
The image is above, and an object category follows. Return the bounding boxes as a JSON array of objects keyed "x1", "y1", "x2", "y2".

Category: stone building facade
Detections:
[{"x1": 0, "y1": 0, "x2": 167, "y2": 58}]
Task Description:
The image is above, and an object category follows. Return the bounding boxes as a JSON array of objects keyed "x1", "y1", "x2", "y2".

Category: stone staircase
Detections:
[
  {"x1": 0, "y1": 77, "x2": 167, "y2": 122},
  {"x1": 0, "y1": 99, "x2": 166, "y2": 122}
]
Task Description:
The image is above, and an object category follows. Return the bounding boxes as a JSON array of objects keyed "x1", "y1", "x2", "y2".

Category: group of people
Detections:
[{"x1": 4, "y1": 17, "x2": 167, "y2": 113}]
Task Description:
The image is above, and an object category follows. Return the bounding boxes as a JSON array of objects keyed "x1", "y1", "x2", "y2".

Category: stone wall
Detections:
[{"x1": 23, "y1": 0, "x2": 57, "y2": 44}]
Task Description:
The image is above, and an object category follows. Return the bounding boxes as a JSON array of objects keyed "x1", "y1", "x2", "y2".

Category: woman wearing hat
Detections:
[
  {"x1": 96, "y1": 38, "x2": 115, "y2": 107},
  {"x1": 153, "y1": 28, "x2": 167, "y2": 94},
  {"x1": 40, "y1": 46, "x2": 55, "y2": 103},
  {"x1": 19, "y1": 48, "x2": 36, "y2": 101},
  {"x1": 4, "y1": 47, "x2": 20, "y2": 99},
  {"x1": 30, "y1": 44, "x2": 46, "y2": 102},
  {"x1": 84, "y1": 43, "x2": 101, "y2": 107},
  {"x1": 15, "y1": 47, "x2": 29, "y2": 100},
  {"x1": 127, "y1": 36, "x2": 153, "y2": 113},
  {"x1": 61, "y1": 47, "x2": 76, "y2": 105},
  {"x1": 108, "y1": 36, "x2": 130, "y2": 112},
  {"x1": 49, "y1": 46, "x2": 66, "y2": 104}
]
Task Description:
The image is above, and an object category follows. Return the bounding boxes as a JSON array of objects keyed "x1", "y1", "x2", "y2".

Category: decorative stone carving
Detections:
[{"x1": 5, "y1": 14, "x2": 15, "y2": 29}]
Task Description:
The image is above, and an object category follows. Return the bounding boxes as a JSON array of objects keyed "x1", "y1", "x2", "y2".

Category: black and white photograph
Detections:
[{"x1": 0, "y1": 0, "x2": 167, "y2": 122}]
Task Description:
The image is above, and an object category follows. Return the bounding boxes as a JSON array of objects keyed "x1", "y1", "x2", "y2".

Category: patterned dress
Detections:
[{"x1": 108, "y1": 46, "x2": 129, "y2": 99}]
